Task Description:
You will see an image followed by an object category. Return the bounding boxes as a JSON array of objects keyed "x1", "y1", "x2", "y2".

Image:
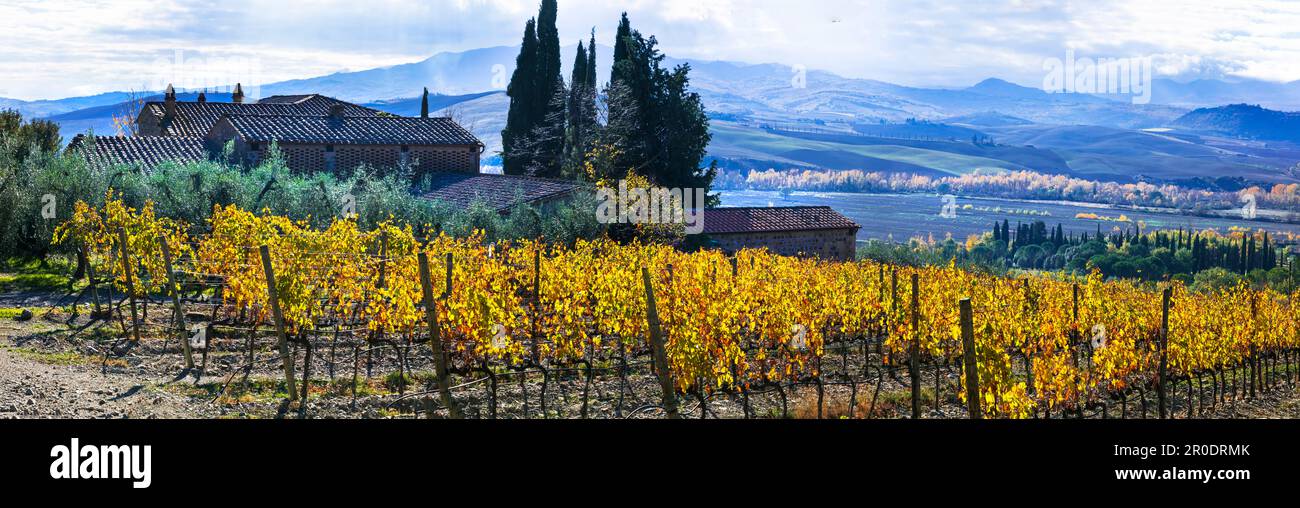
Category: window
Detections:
[{"x1": 326, "y1": 145, "x2": 335, "y2": 152}]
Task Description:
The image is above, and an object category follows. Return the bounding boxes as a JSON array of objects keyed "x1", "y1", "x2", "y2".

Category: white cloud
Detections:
[{"x1": 1, "y1": 0, "x2": 1298, "y2": 100}]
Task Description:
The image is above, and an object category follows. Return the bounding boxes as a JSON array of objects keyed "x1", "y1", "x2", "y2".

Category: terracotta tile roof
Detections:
[
  {"x1": 66, "y1": 134, "x2": 207, "y2": 168},
  {"x1": 219, "y1": 114, "x2": 482, "y2": 146},
  {"x1": 702, "y1": 206, "x2": 860, "y2": 235},
  {"x1": 420, "y1": 172, "x2": 582, "y2": 212},
  {"x1": 140, "y1": 96, "x2": 385, "y2": 137}
]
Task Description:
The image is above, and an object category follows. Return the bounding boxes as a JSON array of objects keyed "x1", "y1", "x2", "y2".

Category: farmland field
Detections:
[{"x1": 718, "y1": 190, "x2": 1300, "y2": 242}]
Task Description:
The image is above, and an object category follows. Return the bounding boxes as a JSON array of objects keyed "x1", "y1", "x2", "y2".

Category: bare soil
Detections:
[{"x1": 3, "y1": 290, "x2": 1300, "y2": 420}]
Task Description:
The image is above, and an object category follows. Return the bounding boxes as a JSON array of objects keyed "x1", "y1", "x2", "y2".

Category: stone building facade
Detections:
[
  {"x1": 129, "y1": 84, "x2": 482, "y2": 175},
  {"x1": 204, "y1": 108, "x2": 481, "y2": 178},
  {"x1": 68, "y1": 84, "x2": 578, "y2": 214},
  {"x1": 702, "y1": 206, "x2": 861, "y2": 261}
]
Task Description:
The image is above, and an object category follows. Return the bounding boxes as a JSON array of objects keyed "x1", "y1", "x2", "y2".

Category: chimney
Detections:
[
  {"x1": 163, "y1": 83, "x2": 177, "y2": 120},
  {"x1": 328, "y1": 103, "x2": 346, "y2": 124},
  {"x1": 232, "y1": 83, "x2": 244, "y2": 104},
  {"x1": 197, "y1": 89, "x2": 207, "y2": 103}
]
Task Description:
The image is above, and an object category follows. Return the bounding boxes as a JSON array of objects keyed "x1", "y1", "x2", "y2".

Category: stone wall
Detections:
[
  {"x1": 708, "y1": 228, "x2": 858, "y2": 261},
  {"x1": 204, "y1": 123, "x2": 481, "y2": 175}
]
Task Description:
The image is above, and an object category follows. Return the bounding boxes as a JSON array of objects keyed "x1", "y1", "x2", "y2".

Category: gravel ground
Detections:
[
  {"x1": 0, "y1": 342, "x2": 210, "y2": 419},
  {"x1": 3, "y1": 297, "x2": 1300, "y2": 420}
]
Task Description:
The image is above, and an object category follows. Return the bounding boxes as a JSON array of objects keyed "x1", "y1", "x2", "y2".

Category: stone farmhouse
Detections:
[
  {"x1": 68, "y1": 84, "x2": 580, "y2": 212},
  {"x1": 702, "y1": 206, "x2": 861, "y2": 261},
  {"x1": 66, "y1": 85, "x2": 861, "y2": 257}
]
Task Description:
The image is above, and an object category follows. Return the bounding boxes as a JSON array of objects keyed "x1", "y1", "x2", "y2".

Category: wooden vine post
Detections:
[
  {"x1": 642, "y1": 266, "x2": 680, "y2": 419},
  {"x1": 1071, "y1": 283, "x2": 1079, "y2": 369},
  {"x1": 1249, "y1": 292, "x2": 1258, "y2": 399},
  {"x1": 530, "y1": 248, "x2": 541, "y2": 364},
  {"x1": 83, "y1": 246, "x2": 103, "y2": 317},
  {"x1": 259, "y1": 245, "x2": 298, "y2": 401},
  {"x1": 376, "y1": 230, "x2": 388, "y2": 289},
  {"x1": 890, "y1": 269, "x2": 898, "y2": 363},
  {"x1": 418, "y1": 252, "x2": 462, "y2": 419},
  {"x1": 118, "y1": 229, "x2": 142, "y2": 343},
  {"x1": 909, "y1": 273, "x2": 921, "y2": 419},
  {"x1": 1158, "y1": 286, "x2": 1171, "y2": 419},
  {"x1": 159, "y1": 236, "x2": 193, "y2": 370},
  {"x1": 1022, "y1": 279, "x2": 1035, "y2": 397},
  {"x1": 959, "y1": 297, "x2": 980, "y2": 419}
]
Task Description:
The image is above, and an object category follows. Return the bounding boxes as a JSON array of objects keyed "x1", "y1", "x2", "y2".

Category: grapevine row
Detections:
[{"x1": 53, "y1": 197, "x2": 1300, "y2": 418}]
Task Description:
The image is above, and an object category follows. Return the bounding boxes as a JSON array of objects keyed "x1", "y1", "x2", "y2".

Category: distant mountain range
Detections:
[
  {"x1": 12, "y1": 45, "x2": 1300, "y2": 187},
  {"x1": 1151, "y1": 79, "x2": 1300, "y2": 111},
  {"x1": 12, "y1": 45, "x2": 1298, "y2": 124}
]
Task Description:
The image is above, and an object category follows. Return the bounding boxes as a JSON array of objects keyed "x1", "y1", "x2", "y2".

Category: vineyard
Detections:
[{"x1": 43, "y1": 195, "x2": 1300, "y2": 419}]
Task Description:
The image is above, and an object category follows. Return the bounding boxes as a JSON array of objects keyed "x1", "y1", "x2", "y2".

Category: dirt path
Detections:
[{"x1": 0, "y1": 342, "x2": 207, "y2": 419}]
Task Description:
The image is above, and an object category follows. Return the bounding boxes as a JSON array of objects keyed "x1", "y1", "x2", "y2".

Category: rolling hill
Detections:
[
  {"x1": 28, "y1": 44, "x2": 1300, "y2": 187},
  {"x1": 1172, "y1": 104, "x2": 1300, "y2": 143}
]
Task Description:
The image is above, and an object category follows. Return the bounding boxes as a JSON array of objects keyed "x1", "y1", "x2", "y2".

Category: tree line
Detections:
[
  {"x1": 500, "y1": 1, "x2": 716, "y2": 203},
  {"x1": 977, "y1": 219, "x2": 1289, "y2": 283}
]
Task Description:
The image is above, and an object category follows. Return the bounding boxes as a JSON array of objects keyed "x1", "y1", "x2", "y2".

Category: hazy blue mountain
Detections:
[
  {"x1": 964, "y1": 78, "x2": 1057, "y2": 100},
  {"x1": 1151, "y1": 79, "x2": 1300, "y2": 111},
  {"x1": 980, "y1": 122, "x2": 1300, "y2": 184},
  {"x1": 669, "y1": 60, "x2": 1184, "y2": 129},
  {"x1": 426, "y1": 92, "x2": 510, "y2": 155},
  {"x1": 1172, "y1": 104, "x2": 1300, "y2": 142},
  {"x1": 33, "y1": 44, "x2": 1300, "y2": 186},
  {"x1": 45, "y1": 92, "x2": 231, "y2": 142},
  {"x1": 259, "y1": 44, "x2": 614, "y2": 102},
  {"x1": 364, "y1": 91, "x2": 507, "y2": 154},
  {"x1": 362, "y1": 91, "x2": 501, "y2": 117},
  {"x1": 1, "y1": 91, "x2": 143, "y2": 119}
]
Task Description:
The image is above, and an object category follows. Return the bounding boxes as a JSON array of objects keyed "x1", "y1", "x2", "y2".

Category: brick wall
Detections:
[
  {"x1": 708, "y1": 228, "x2": 858, "y2": 261},
  {"x1": 266, "y1": 144, "x2": 479, "y2": 176},
  {"x1": 204, "y1": 126, "x2": 481, "y2": 177},
  {"x1": 410, "y1": 146, "x2": 480, "y2": 175}
]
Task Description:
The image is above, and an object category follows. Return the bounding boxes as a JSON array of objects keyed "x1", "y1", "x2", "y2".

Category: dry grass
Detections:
[{"x1": 788, "y1": 387, "x2": 905, "y2": 419}]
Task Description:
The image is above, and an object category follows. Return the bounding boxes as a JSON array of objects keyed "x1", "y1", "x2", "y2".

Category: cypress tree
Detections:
[
  {"x1": 611, "y1": 13, "x2": 633, "y2": 89},
  {"x1": 420, "y1": 87, "x2": 429, "y2": 118},
  {"x1": 586, "y1": 30, "x2": 597, "y2": 90},
  {"x1": 532, "y1": 0, "x2": 566, "y2": 177},
  {"x1": 602, "y1": 13, "x2": 714, "y2": 198},
  {"x1": 502, "y1": 18, "x2": 539, "y2": 175},
  {"x1": 562, "y1": 29, "x2": 603, "y2": 176},
  {"x1": 535, "y1": 0, "x2": 563, "y2": 116},
  {"x1": 1247, "y1": 236, "x2": 1256, "y2": 272},
  {"x1": 1262, "y1": 233, "x2": 1271, "y2": 270},
  {"x1": 500, "y1": 0, "x2": 566, "y2": 177},
  {"x1": 564, "y1": 41, "x2": 589, "y2": 169}
]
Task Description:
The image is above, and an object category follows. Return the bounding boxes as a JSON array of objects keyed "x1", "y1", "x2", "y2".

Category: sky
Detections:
[{"x1": 1, "y1": 0, "x2": 1299, "y2": 101}]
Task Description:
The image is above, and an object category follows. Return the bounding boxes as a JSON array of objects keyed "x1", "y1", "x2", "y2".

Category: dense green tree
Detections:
[
  {"x1": 602, "y1": 14, "x2": 716, "y2": 202},
  {"x1": 0, "y1": 110, "x2": 60, "y2": 164},
  {"x1": 610, "y1": 13, "x2": 633, "y2": 92},
  {"x1": 501, "y1": 1, "x2": 566, "y2": 177},
  {"x1": 502, "y1": 18, "x2": 539, "y2": 175},
  {"x1": 530, "y1": 0, "x2": 566, "y2": 177},
  {"x1": 563, "y1": 34, "x2": 599, "y2": 176}
]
